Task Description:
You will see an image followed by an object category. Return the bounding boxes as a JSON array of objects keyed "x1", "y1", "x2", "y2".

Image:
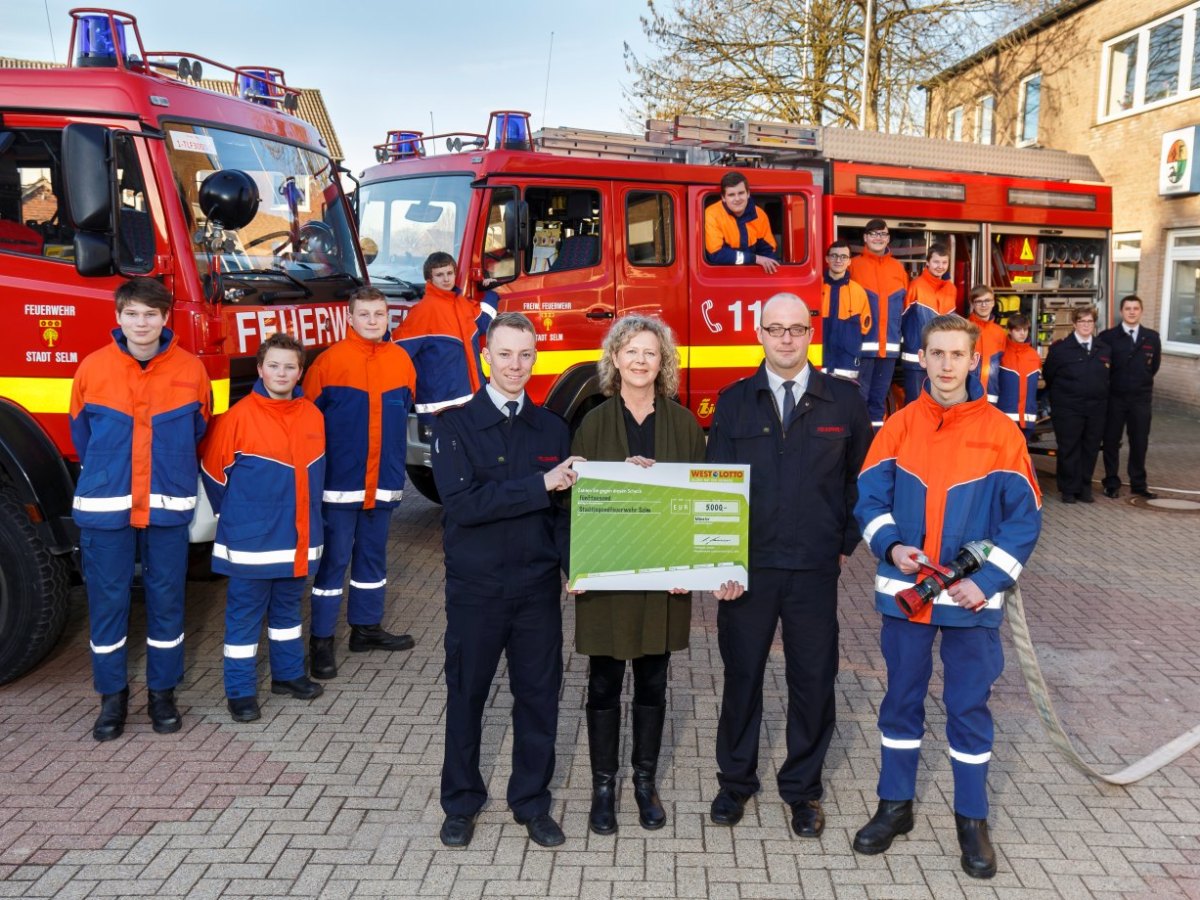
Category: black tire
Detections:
[
  {"x1": 0, "y1": 485, "x2": 71, "y2": 685},
  {"x1": 407, "y1": 464, "x2": 441, "y2": 504}
]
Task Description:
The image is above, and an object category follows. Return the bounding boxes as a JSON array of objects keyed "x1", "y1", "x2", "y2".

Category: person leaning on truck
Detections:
[
  {"x1": 849, "y1": 218, "x2": 908, "y2": 429},
  {"x1": 69, "y1": 277, "x2": 212, "y2": 742},
  {"x1": 703, "y1": 172, "x2": 780, "y2": 274}
]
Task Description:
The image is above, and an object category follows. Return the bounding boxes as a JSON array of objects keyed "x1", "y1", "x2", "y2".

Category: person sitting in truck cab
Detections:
[{"x1": 704, "y1": 172, "x2": 779, "y2": 273}]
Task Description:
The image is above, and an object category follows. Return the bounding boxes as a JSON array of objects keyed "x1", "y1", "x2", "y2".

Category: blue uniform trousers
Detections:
[
  {"x1": 858, "y1": 356, "x2": 898, "y2": 428},
  {"x1": 310, "y1": 505, "x2": 391, "y2": 637},
  {"x1": 877, "y1": 616, "x2": 1005, "y2": 819},
  {"x1": 223, "y1": 575, "x2": 306, "y2": 699},
  {"x1": 80, "y1": 524, "x2": 188, "y2": 695},
  {"x1": 903, "y1": 367, "x2": 925, "y2": 408},
  {"x1": 441, "y1": 584, "x2": 563, "y2": 821}
]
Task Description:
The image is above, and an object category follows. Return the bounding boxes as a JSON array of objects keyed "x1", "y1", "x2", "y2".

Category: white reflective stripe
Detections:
[
  {"x1": 311, "y1": 586, "x2": 343, "y2": 597},
  {"x1": 416, "y1": 395, "x2": 473, "y2": 414},
  {"x1": 862, "y1": 513, "x2": 896, "y2": 545},
  {"x1": 375, "y1": 488, "x2": 404, "y2": 502},
  {"x1": 949, "y1": 747, "x2": 991, "y2": 765},
  {"x1": 350, "y1": 578, "x2": 387, "y2": 590},
  {"x1": 875, "y1": 575, "x2": 1004, "y2": 610},
  {"x1": 1005, "y1": 412, "x2": 1020, "y2": 422},
  {"x1": 885, "y1": 342, "x2": 901, "y2": 352},
  {"x1": 480, "y1": 302, "x2": 497, "y2": 319},
  {"x1": 735, "y1": 251, "x2": 746, "y2": 265},
  {"x1": 1023, "y1": 413, "x2": 1037, "y2": 423},
  {"x1": 149, "y1": 493, "x2": 197, "y2": 511},
  {"x1": 881, "y1": 734, "x2": 922, "y2": 750},
  {"x1": 146, "y1": 632, "x2": 184, "y2": 649},
  {"x1": 74, "y1": 494, "x2": 133, "y2": 512},
  {"x1": 900, "y1": 352, "x2": 919, "y2": 363},
  {"x1": 324, "y1": 489, "x2": 367, "y2": 503},
  {"x1": 224, "y1": 643, "x2": 258, "y2": 659},
  {"x1": 871, "y1": 420, "x2": 885, "y2": 428},
  {"x1": 90, "y1": 637, "x2": 127, "y2": 654},
  {"x1": 268, "y1": 625, "x2": 302, "y2": 642},
  {"x1": 862, "y1": 341, "x2": 880, "y2": 351},
  {"x1": 987, "y1": 546, "x2": 1023, "y2": 580},
  {"x1": 213, "y1": 544, "x2": 323, "y2": 566},
  {"x1": 830, "y1": 368, "x2": 859, "y2": 379},
  {"x1": 987, "y1": 393, "x2": 999, "y2": 403}
]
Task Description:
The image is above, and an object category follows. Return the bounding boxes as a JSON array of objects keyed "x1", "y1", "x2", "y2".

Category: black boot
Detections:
[
  {"x1": 92, "y1": 687, "x2": 129, "y2": 742},
  {"x1": 631, "y1": 703, "x2": 667, "y2": 830},
  {"x1": 955, "y1": 813, "x2": 997, "y2": 879},
  {"x1": 348, "y1": 624, "x2": 414, "y2": 652},
  {"x1": 587, "y1": 706, "x2": 621, "y2": 835},
  {"x1": 852, "y1": 799, "x2": 914, "y2": 854},
  {"x1": 147, "y1": 688, "x2": 182, "y2": 734},
  {"x1": 310, "y1": 636, "x2": 337, "y2": 679}
]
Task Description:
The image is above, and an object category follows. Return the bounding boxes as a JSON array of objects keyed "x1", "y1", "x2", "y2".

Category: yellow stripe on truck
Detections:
[
  {"x1": 211, "y1": 378, "x2": 230, "y2": 414},
  {"x1": 1, "y1": 376, "x2": 233, "y2": 416}
]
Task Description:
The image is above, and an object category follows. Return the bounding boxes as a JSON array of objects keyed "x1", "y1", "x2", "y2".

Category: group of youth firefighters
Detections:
[{"x1": 69, "y1": 173, "x2": 1149, "y2": 879}]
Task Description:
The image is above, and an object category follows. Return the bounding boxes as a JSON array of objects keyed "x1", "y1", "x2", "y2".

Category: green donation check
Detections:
[{"x1": 568, "y1": 461, "x2": 750, "y2": 592}]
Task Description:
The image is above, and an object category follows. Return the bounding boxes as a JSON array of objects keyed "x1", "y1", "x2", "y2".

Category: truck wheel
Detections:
[
  {"x1": 406, "y1": 464, "x2": 441, "y2": 504},
  {"x1": 0, "y1": 486, "x2": 71, "y2": 685}
]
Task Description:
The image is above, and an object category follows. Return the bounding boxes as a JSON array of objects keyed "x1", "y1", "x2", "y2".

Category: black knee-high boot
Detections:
[
  {"x1": 631, "y1": 704, "x2": 666, "y2": 829},
  {"x1": 587, "y1": 706, "x2": 621, "y2": 835}
]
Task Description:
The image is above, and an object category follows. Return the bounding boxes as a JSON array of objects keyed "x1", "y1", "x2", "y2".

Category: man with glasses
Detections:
[
  {"x1": 850, "y1": 218, "x2": 909, "y2": 428},
  {"x1": 821, "y1": 240, "x2": 873, "y2": 382},
  {"x1": 966, "y1": 287, "x2": 1007, "y2": 404},
  {"x1": 704, "y1": 293, "x2": 871, "y2": 838},
  {"x1": 1043, "y1": 306, "x2": 1111, "y2": 504}
]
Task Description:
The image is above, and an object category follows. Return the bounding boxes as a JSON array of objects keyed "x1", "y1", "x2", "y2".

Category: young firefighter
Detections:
[
  {"x1": 397, "y1": 252, "x2": 495, "y2": 424},
  {"x1": 820, "y1": 240, "x2": 873, "y2": 382},
  {"x1": 996, "y1": 314, "x2": 1042, "y2": 438},
  {"x1": 900, "y1": 243, "x2": 958, "y2": 405},
  {"x1": 849, "y1": 218, "x2": 909, "y2": 429},
  {"x1": 201, "y1": 332, "x2": 326, "y2": 722},
  {"x1": 966, "y1": 286, "x2": 1007, "y2": 403},
  {"x1": 303, "y1": 286, "x2": 418, "y2": 678},
  {"x1": 853, "y1": 315, "x2": 1042, "y2": 879},
  {"x1": 70, "y1": 277, "x2": 211, "y2": 742}
]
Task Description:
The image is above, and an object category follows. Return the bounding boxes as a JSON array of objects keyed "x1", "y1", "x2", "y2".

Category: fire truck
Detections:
[
  {"x1": 357, "y1": 112, "x2": 1112, "y2": 501},
  {"x1": 0, "y1": 9, "x2": 364, "y2": 683}
]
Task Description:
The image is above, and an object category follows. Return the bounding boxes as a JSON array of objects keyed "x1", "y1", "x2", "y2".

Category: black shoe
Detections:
[
  {"x1": 440, "y1": 813, "x2": 478, "y2": 847},
  {"x1": 227, "y1": 696, "x2": 261, "y2": 723},
  {"x1": 348, "y1": 624, "x2": 414, "y2": 652},
  {"x1": 1078, "y1": 490, "x2": 1095, "y2": 503},
  {"x1": 147, "y1": 688, "x2": 182, "y2": 734},
  {"x1": 1060, "y1": 494, "x2": 1077, "y2": 504},
  {"x1": 631, "y1": 704, "x2": 667, "y2": 830},
  {"x1": 586, "y1": 706, "x2": 620, "y2": 835},
  {"x1": 519, "y1": 812, "x2": 565, "y2": 847},
  {"x1": 709, "y1": 788, "x2": 749, "y2": 826},
  {"x1": 92, "y1": 687, "x2": 129, "y2": 742},
  {"x1": 271, "y1": 677, "x2": 324, "y2": 700},
  {"x1": 852, "y1": 799, "x2": 914, "y2": 854},
  {"x1": 1103, "y1": 486, "x2": 1120, "y2": 499},
  {"x1": 1133, "y1": 488, "x2": 1159, "y2": 500},
  {"x1": 789, "y1": 799, "x2": 825, "y2": 838},
  {"x1": 310, "y1": 636, "x2": 337, "y2": 680},
  {"x1": 955, "y1": 813, "x2": 997, "y2": 879}
]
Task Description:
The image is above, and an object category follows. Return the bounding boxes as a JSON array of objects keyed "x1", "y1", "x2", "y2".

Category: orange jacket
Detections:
[
  {"x1": 397, "y1": 283, "x2": 493, "y2": 416},
  {"x1": 997, "y1": 338, "x2": 1042, "y2": 434},
  {"x1": 969, "y1": 315, "x2": 1008, "y2": 402},
  {"x1": 849, "y1": 251, "x2": 908, "y2": 358},
  {"x1": 703, "y1": 199, "x2": 777, "y2": 265},
  {"x1": 900, "y1": 270, "x2": 958, "y2": 367}
]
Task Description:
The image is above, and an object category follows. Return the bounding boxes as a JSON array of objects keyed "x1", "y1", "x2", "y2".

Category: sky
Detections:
[{"x1": 0, "y1": 0, "x2": 654, "y2": 175}]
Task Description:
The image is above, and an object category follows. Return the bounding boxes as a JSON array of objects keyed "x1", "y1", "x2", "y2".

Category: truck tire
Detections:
[
  {"x1": 0, "y1": 486, "x2": 71, "y2": 685},
  {"x1": 406, "y1": 464, "x2": 441, "y2": 504}
]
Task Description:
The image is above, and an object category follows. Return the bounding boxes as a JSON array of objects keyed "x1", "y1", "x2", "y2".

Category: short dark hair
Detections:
[
  {"x1": 114, "y1": 277, "x2": 172, "y2": 314},
  {"x1": 423, "y1": 251, "x2": 457, "y2": 281},
  {"x1": 864, "y1": 218, "x2": 888, "y2": 233},
  {"x1": 256, "y1": 331, "x2": 306, "y2": 368},
  {"x1": 1071, "y1": 304, "x2": 1098, "y2": 324},
  {"x1": 826, "y1": 239, "x2": 851, "y2": 255},
  {"x1": 1006, "y1": 313, "x2": 1031, "y2": 330},
  {"x1": 922, "y1": 313, "x2": 979, "y2": 353},
  {"x1": 1120, "y1": 294, "x2": 1143, "y2": 309},
  {"x1": 719, "y1": 171, "x2": 748, "y2": 194},
  {"x1": 927, "y1": 242, "x2": 950, "y2": 261},
  {"x1": 486, "y1": 311, "x2": 535, "y2": 343},
  {"x1": 347, "y1": 286, "x2": 387, "y2": 312}
]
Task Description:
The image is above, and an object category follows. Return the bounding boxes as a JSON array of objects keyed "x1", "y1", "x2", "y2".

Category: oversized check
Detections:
[{"x1": 568, "y1": 461, "x2": 750, "y2": 592}]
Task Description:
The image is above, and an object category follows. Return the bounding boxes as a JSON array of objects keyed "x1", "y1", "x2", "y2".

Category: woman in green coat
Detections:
[{"x1": 571, "y1": 315, "x2": 706, "y2": 835}]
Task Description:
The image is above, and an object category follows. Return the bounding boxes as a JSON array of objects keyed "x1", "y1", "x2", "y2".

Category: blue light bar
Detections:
[
  {"x1": 494, "y1": 113, "x2": 531, "y2": 151},
  {"x1": 238, "y1": 69, "x2": 278, "y2": 105},
  {"x1": 76, "y1": 14, "x2": 127, "y2": 67},
  {"x1": 388, "y1": 131, "x2": 424, "y2": 160}
]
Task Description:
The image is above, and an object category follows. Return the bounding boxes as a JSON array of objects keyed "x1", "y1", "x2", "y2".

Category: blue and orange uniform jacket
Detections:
[
  {"x1": 301, "y1": 328, "x2": 416, "y2": 509},
  {"x1": 969, "y1": 314, "x2": 1007, "y2": 403},
  {"x1": 821, "y1": 272, "x2": 872, "y2": 379},
  {"x1": 397, "y1": 283, "x2": 495, "y2": 419},
  {"x1": 900, "y1": 269, "x2": 958, "y2": 370},
  {"x1": 855, "y1": 379, "x2": 1042, "y2": 629},
  {"x1": 703, "y1": 199, "x2": 777, "y2": 265},
  {"x1": 201, "y1": 382, "x2": 326, "y2": 580},
  {"x1": 849, "y1": 251, "x2": 907, "y2": 359},
  {"x1": 997, "y1": 338, "x2": 1042, "y2": 436},
  {"x1": 69, "y1": 328, "x2": 211, "y2": 530}
]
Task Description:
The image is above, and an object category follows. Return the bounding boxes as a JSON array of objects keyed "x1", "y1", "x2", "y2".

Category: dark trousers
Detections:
[
  {"x1": 587, "y1": 653, "x2": 670, "y2": 709},
  {"x1": 1102, "y1": 393, "x2": 1152, "y2": 492},
  {"x1": 902, "y1": 367, "x2": 925, "y2": 407},
  {"x1": 715, "y1": 567, "x2": 840, "y2": 803},
  {"x1": 1052, "y1": 405, "x2": 1105, "y2": 498},
  {"x1": 441, "y1": 585, "x2": 563, "y2": 820},
  {"x1": 858, "y1": 356, "x2": 897, "y2": 428},
  {"x1": 310, "y1": 505, "x2": 392, "y2": 637}
]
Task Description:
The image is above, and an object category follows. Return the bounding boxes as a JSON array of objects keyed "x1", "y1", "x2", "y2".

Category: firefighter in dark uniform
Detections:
[
  {"x1": 431, "y1": 312, "x2": 582, "y2": 850},
  {"x1": 1100, "y1": 295, "x2": 1162, "y2": 499},
  {"x1": 1043, "y1": 305, "x2": 1110, "y2": 503}
]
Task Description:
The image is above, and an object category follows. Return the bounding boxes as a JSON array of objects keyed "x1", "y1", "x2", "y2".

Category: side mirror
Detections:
[
  {"x1": 198, "y1": 170, "x2": 260, "y2": 230},
  {"x1": 73, "y1": 231, "x2": 114, "y2": 277},
  {"x1": 63, "y1": 123, "x2": 114, "y2": 231},
  {"x1": 503, "y1": 199, "x2": 531, "y2": 253}
]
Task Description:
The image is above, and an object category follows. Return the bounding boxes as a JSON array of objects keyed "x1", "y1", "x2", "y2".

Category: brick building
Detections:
[{"x1": 925, "y1": 0, "x2": 1200, "y2": 412}]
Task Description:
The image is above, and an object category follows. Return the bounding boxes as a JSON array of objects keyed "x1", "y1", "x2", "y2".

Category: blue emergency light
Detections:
[
  {"x1": 75, "y1": 14, "x2": 127, "y2": 67},
  {"x1": 238, "y1": 69, "x2": 277, "y2": 104},
  {"x1": 390, "y1": 131, "x2": 424, "y2": 159},
  {"x1": 493, "y1": 113, "x2": 532, "y2": 151}
]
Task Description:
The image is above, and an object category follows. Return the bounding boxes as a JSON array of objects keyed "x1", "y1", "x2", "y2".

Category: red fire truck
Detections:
[
  {"x1": 357, "y1": 112, "x2": 1112, "y2": 500},
  {"x1": 0, "y1": 9, "x2": 364, "y2": 683}
]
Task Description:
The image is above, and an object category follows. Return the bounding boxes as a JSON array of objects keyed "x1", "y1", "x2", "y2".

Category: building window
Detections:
[
  {"x1": 1101, "y1": 4, "x2": 1200, "y2": 120},
  {"x1": 1163, "y1": 229, "x2": 1200, "y2": 351},
  {"x1": 975, "y1": 95, "x2": 995, "y2": 144},
  {"x1": 1113, "y1": 233, "x2": 1141, "y2": 297},
  {"x1": 1017, "y1": 73, "x2": 1041, "y2": 146},
  {"x1": 947, "y1": 106, "x2": 964, "y2": 141}
]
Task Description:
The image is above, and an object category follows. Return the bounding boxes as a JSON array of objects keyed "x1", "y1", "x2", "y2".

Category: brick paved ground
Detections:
[{"x1": 2, "y1": 412, "x2": 1198, "y2": 899}]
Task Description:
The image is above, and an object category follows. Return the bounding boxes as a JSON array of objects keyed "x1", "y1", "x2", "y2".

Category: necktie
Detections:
[
  {"x1": 504, "y1": 400, "x2": 518, "y2": 428},
  {"x1": 1128, "y1": 329, "x2": 1136, "y2": 341},
  {"x1": 781, "y1": 381, "x2": 796, "y2": 425}
]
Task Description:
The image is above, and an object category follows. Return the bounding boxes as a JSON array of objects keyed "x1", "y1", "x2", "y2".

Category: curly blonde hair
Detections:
[{"x1": 596, "y1": 315, "x2": 681, "y2": 398}]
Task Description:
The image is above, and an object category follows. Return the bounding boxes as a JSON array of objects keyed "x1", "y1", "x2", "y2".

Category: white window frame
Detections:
[
  {"x1": 1016, "y1": 72, "x2": 1041, "y2": 147},
  {"x1": 947, "y1": 106, "x2": 964, "y2": 141},
  {"x1": 1160, "y1": 228, "x2": 1200, "y2": 356},
  {"x1": 975, "y1": 95, "x2": 995, "y2": 145},
  {"x1": 1098, "y1": 2, "x2": 1199, "y2": 123}
]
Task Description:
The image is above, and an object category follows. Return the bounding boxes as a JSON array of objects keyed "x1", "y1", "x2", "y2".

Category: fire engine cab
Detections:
[
  {"x1": 358, "y1": 111, "x2": 1112, "y2": 501},
  {"x1": 0, "y1": 9, "x2": 363, "y2": 683}
]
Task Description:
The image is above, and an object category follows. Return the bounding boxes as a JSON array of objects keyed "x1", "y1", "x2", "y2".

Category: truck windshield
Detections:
[
  {"x1": 358, "y1": 175, "x2": 472, "y2": 289},
  {"x1": 163, "y1": 123, "x2": 361, "y2": 283}
]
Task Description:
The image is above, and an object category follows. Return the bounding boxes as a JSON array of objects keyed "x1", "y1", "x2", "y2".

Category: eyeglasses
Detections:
[
  {"x1": 761, "y1": 324, "x2": 812, "y2": 338},
  {"x1": 826, "y1": 253, "x2": 850, "y2": 261},
  {"x1": 971, "y1": 298, "x2": 995, "y2": 305},
  {"x1": 864, "y1": 230, "x2": 889, "y2": 238},
  {"x1": 1076, "y1": 318, "x2": 1095, "y2": 324}
]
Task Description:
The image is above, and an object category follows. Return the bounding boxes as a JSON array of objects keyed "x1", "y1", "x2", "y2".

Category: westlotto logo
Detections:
[{"x1": 689, "y1": 469, "x2": 745, "y2": 483}]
